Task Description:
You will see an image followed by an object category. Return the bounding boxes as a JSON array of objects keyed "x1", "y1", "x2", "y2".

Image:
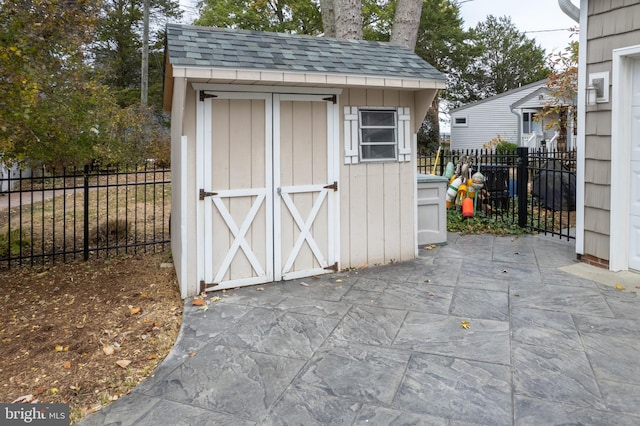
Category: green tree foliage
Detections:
[
  {"x1": 196, "y1": 0, "x2": 323, "y2": 34},
  {"x1": 0, "y1": 0, "x2": 173, "y2": 168},
  {"x1": 536, "y1": 40, "x2": 578, "y2": 150},
  {"x1": 460, "y1": 15, "x2": 549, "y2": 104},
  {"x1": 93, "y1": 0, "x2": 182, "y2": 108}
]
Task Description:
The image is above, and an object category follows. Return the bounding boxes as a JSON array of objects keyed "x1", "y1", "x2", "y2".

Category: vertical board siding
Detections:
[{"x1": 339, "y1": 88, "x2": 416, "y2": 268}]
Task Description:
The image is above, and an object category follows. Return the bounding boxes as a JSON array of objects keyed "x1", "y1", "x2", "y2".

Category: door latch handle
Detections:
[{"x1": 277, "y1": 187, "x2": 282, "y2": 196}]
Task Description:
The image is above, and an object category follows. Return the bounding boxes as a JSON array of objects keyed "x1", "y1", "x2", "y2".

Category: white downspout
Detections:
[
  {"x1": 558, "y1": 0, "x2": 580, "y2": 23},
  {"x1": 575, "y1": 0, "x2": 587, "y2": 256}
]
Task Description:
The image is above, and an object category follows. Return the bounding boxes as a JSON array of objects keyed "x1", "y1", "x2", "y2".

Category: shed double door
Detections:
[{"x1": 199, "y1": 92, "x2": 338, "y2": 291}]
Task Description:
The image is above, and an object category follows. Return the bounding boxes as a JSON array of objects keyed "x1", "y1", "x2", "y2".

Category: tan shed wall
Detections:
[
  {"x1": 338, "y1": 88, "x2": 417, "y2": 268},
  {"x1": 583, "y1": 0, "x2": 640, "y2": 261}
]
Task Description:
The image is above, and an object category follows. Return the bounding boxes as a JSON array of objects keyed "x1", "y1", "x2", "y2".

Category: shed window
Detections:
[
  {"x1": 453, "y1": 116, "x2": 468, "y2": 127},
  {"x1": 359, "y1": 109, "x2": 398, "y2": 161}
]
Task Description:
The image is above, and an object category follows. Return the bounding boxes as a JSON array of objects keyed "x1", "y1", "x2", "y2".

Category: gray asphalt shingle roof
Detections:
[{"x1": 166, "y1": 23, "x2": 445, "y2": 82}]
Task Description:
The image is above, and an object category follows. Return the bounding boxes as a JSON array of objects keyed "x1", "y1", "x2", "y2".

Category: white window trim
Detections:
[
  {"x1": 343, "y1": 106, "x2": 412, "y2": 164},
  {"x1": 452, "y1": 115, "x2": 468, "y2": 127},
  {"x1": 358, "y1": 107, "x2": 399, "y2": 162}
]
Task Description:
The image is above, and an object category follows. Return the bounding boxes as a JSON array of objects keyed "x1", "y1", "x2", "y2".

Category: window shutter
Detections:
[
  {"x1": 344, "y1": 106, "x2": 359, "y2": 164},
  {"x1": 398, "y1": 107, "x2": 411, "y2": 162}
]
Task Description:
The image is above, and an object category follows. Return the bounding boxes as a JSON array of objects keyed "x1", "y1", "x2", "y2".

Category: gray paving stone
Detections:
[
  {"x1": 515, "y1": 396, "x2": 640, "y2": 426},
  {"x1": 392, "y1": 312, "x2": 510, "y2": 365},
  {"x1": 295, "y1": 338, "x2": 411, "y2": 406},
  {"x1": 377, "y1": 282, "x2": 454, "y2": 314},
  {"x1": 574, "y1": 314, "x2": 640, "y2": 339},
  {"x1": 393, "y1": 353, "x2": 512, "y2": 425},
  {"x1": 512, "y1": 342, "x2": 603, "y2": 409},
  {"x1": 511, "y1": 307, "x2": 582, "y2": 350},
  {"x1": 78, "y1": 393, "x2": 160, "y2": 425},
  {"x1": 137, "y1": 399, "x2": 256, "y2": 425},
  {"x1": 77, "y1": 233, "x2": 640, "y2": 426},
  {"x1": 207, "y1": 307, "x2": 340, "y2": 358},
  {"x1": 350, "y1": 276, "x2": 390, "y2": 292},
  {"x1": 406, "y1": 258, "x2": 462, "y2": 286},
  {"x1": 582, "y1": 333, "x2": 640, "y2": 385},
  {"x1": 449, "y1": 287, "x2": 509, "y2": 321},
  {"x1": 331, "y1": 304, "x2": 407, "y2": 346},
  {"x1": 491, "y1": 237, "x2": 536, "y2": 264},
  {"x1": 510, "y1": 283, "x2": 614, "y2": 317},
  {"x1": 137, "y1": 345, "x2": 305, "y2": 420},
  {"x1": 599, "y1": 379, "x2": 640, "y2": 417},
  {"x1": 262, "y1": 385, "x2": 361, "y2": 425},
  {"x1": 353, "y1": 404, "x2": 448, "y2": 425}
]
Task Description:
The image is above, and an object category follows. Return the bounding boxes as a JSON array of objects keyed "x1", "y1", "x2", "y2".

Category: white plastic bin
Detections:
[{"x1": 417, "y1": 174, "x2": 448, "y2": 245}]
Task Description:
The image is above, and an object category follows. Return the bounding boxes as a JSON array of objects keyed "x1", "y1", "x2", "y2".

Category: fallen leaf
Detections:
[
  {"x1": 300, "y1": 282, "x2": 310, "y2": 287},
  {"x1": 115, "y1": 360, "x2": 131, "y2": 368},
  {"x1": 188, "y1": 352, "x2": 197, "y2": 357},
  {"x1": 210, "y1": 296, "x2": 221, "y2": 302},
  {"x1": 191, "y1": 298, "x2": 205, "y2": 306},
  {"x1": 102, "y1": 345, "x2": 114, "y2": 355},
  {"x1": 63, "y1": 361, "x2": 71, "y2": 369},
  {"x1": 335, "y1": 279, "x2": 343, "y2": 283},
  {"x1": 54, "y1": 345, "x2": 64, "y2": 352},
  {"x1": 50, "y1": 388, "x2": 59, "y2": 394},
  {"x1": 34, "y1": 386, "x2": 45, "y2": 396},
  {"x1": 460, "y1": 321, "x2": 470, "y2": 330},
  {"x1": 129, "y1": 307, "x2": 141, "y2": 315},
  {"x1": 257, "y1": 287, "x2": 265, "y2": 291},
  {"x1": 615, "y1": 283, "x2": 625, "y2": 291},
  {"x1": 147, "y1": 354, "x2": 157, "y2": 360},
  {"x1": 514, "y1": 293, "x2": 520, "y2": 297}
]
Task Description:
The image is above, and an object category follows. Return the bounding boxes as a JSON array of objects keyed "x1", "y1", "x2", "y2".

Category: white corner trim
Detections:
[
  {"x1": 610, "y1": 44, "x2": 640, "y2": 271},
  {"x1": 575, "y1": 0, "x2": 589, "y2": 256}
]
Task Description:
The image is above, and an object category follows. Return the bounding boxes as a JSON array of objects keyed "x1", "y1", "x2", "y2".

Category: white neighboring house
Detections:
[
  {"x1": 450, "y1": 79, "x2": 575, "y2": 151},
  {"x1": 0, "y1": 160, "x2": 29, "y2": 193}
]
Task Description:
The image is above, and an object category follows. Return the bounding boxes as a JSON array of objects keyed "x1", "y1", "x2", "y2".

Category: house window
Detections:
[
  {"x1": 522, "y1": 111, "x2": 541, "y2": 134},
  {"x1": 359, "y1": 109, "x2": 398, "y2": 161},
  {"x1": 453, "y1": 116, "x2": 468, "y2": 127}
]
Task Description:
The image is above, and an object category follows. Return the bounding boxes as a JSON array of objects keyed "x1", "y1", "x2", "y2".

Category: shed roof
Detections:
[{"x1": 165, "y1": 23, "x2": 445, "y2": 86}]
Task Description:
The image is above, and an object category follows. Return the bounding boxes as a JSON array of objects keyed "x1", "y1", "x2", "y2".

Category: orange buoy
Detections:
[{"x1": 462, "y1": 197, "x2": 474, "y2": 218}]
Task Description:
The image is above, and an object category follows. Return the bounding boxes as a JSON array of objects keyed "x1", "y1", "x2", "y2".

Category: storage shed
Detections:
[{"x1": 163, "y1": 24, "x2": 446, "y2": 298}]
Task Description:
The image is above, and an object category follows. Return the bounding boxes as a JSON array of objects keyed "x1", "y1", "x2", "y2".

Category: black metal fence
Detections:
[
  {"x1": 418, "y1": 147, "x2": 577, "y2": 240},
  {"x1": 0, "y1": 164, "x2": 171, "y2": 268}
]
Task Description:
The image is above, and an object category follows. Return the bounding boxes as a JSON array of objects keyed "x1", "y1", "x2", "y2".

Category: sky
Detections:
[{"x1": 458, "y1": 0, "x2": 579, "y2": 55}]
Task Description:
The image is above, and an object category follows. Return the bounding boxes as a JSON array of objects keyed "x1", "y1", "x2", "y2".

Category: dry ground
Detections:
[{"x1": 0, "y1": 251, "x2": 183, "y2": 424}]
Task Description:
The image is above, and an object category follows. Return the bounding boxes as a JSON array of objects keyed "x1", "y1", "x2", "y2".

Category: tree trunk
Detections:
[
  {"x1": 319, "y1": 0, "x2": 336, "y2": 37},
  {"x1": 390, "y1": 0, "x2": 422, "y2": 50},
  {"x1": 334, "y1": 0, "x2": 363, "y2": 40}
]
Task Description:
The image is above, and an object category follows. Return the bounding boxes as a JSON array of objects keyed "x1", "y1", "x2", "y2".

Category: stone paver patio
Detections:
[{"x1": 80, "y1": 233, "x2": 640, "y2": 425}]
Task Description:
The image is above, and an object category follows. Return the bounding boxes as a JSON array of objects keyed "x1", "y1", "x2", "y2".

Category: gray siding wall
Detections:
[
  {"x1": 450, "y1": 83, "x2": 544, "y2": 150},
  {"x1": 584, "y1": 0, "x2": 640, "y2": 261}
]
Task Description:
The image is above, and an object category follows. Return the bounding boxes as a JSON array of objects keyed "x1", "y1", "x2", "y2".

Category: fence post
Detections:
[
  {"x1": 83, "y1": 164, "x2": 90, "y2": 261},
  {"x1": 517, "y1": 147, "x2": 529, "y2": 228}
]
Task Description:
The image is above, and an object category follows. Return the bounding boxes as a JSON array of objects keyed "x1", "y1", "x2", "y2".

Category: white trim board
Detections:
[{"x1": 610, "y1": 44, "x2": 640, "y2": 271}]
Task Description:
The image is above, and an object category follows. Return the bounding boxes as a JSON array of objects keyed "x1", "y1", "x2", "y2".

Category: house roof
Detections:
[
  {"x1": 164, "y1": 23, "x2": 446, "y2": 88},
  {"x1": 510, "y1": 87, "x2": 552, "y2": 110},
  {"x1": 450, "y1": 79, "x2": 548, "y2": 114}
]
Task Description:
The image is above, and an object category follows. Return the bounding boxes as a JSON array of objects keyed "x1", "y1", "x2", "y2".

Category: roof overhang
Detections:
[{"x1": 163, "y1": 63, "x2": 446, "y2": 112}]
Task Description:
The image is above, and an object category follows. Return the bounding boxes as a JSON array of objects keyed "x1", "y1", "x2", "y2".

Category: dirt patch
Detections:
[{"x1": 0, "y1": 252, "x2": 183, "y2": 423}]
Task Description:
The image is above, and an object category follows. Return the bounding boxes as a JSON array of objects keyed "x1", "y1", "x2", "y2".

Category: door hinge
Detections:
[
  {"x1": 200, "y1": 280, "x2": 219, "y2": 293},
  {"x1": 200, "y1": 91, "x2": 217, "y2": 102},
  {"x1": 199, "y1": 188, "x2": 218, "y2": 200},
  {"x1": 324, "y1": 181, "x2": 338, "y2": 191},
  {"x1": 323, "y1": 95, "x2": 337, "y2": 104},
  {"x1": 324, "y1": 262, "x2": 339, "y2": 272}
]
